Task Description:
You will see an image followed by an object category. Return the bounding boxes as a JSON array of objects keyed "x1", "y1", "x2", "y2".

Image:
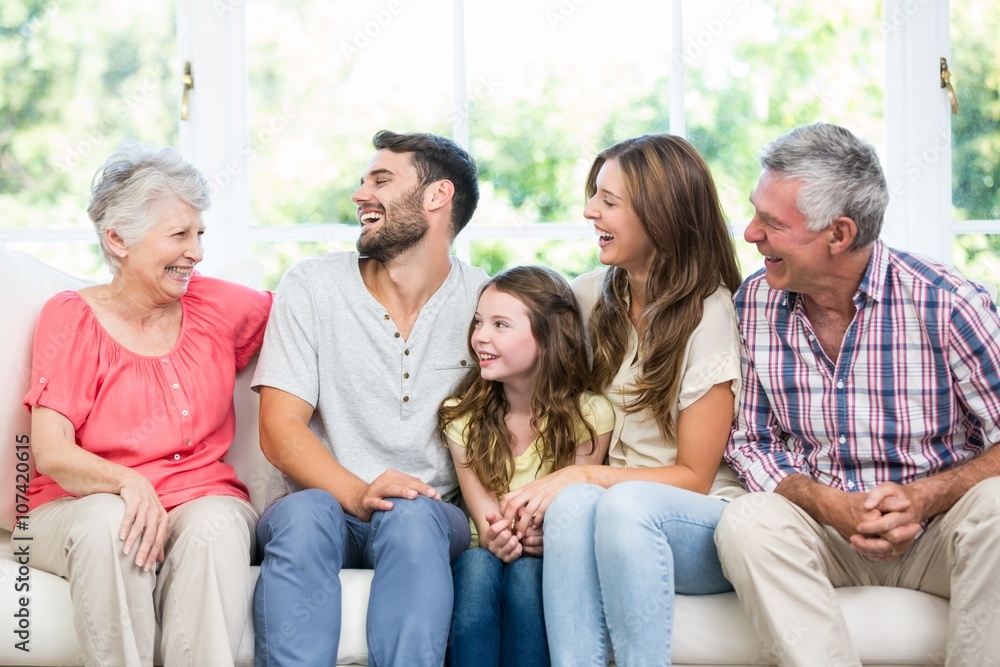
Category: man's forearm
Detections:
[
  {"x1": 261, "y1": 415, "x2": 367, "y2": 515},
  {"x1": 907, "y1": 442, "x2": 1000, "y2": 521},
  {"x1": 774, "y1": 473, "x2": 838, "y2": 526}
]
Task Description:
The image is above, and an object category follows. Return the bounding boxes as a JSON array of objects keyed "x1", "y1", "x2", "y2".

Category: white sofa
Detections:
[{"x1": 0, "y1": 244, "x2": 950, "y2": 666}]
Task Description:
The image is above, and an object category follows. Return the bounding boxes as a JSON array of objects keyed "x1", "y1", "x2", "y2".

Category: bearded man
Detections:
[{"x1": 252, "y1": 131, "x2": 487, "y2": 666}]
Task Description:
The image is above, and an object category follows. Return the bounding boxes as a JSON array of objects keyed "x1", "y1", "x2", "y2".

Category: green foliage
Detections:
[
  {"x1": 470, "y1": 89, "x2": 582, "y2": 223},
  {"x1": 0, "y1": 0, "x2": 176, "y2": 229},
  {"x1": 951, "y1": 1, "x2": 1000, "y2": 221},
  {"x1": 1, "y1": 0, "x2": 998, "y2": 288}
]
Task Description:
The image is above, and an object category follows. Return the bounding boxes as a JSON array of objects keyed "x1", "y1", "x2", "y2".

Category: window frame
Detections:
[{"x1": 7, "y1": 1, "x2": 994, "y2": 273}]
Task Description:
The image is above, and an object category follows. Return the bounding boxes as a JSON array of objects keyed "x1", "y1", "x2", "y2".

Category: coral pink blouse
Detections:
[{"x1": 23, "y1": 274, "x2": 273, "y2": 512}]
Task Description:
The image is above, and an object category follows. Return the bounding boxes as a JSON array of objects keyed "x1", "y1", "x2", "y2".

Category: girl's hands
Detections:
[
  {"x1": 482, "y1": 512, "x2": 522, "y2": 563},
  {"x1": 520, "y1": 524, "x2": 544, "y2": 557}
]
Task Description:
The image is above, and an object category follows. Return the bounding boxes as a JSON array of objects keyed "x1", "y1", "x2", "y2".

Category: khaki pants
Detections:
[
  {"x1": 19, "y1": 493, "x2": 258, "y2": 667},
  {"x1": 715, "y1": 478, "x2": 1000, "y2": 667}
]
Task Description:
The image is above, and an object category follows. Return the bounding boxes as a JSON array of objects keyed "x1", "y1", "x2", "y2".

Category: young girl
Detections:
[{"x1": 440, "y1": 265, "x2": 613, "y2": 667}]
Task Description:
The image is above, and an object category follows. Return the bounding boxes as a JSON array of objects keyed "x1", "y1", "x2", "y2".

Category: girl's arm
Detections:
[
  {"x1": 446, "y1": 437, "x2": 522, "y2": 563},
  {"x1": 503, "y1": 381, "x2": 734, "y2": 529}
]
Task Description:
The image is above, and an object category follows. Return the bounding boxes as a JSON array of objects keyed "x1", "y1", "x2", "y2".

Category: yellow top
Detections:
[{"x1": 444, "y1": 391, "x2": 614, "y2": 546}]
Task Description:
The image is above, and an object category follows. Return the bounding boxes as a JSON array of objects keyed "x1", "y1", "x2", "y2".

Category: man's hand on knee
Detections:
[{"x1": 351, "y1": 469, "x2": 441, "y2": 521}]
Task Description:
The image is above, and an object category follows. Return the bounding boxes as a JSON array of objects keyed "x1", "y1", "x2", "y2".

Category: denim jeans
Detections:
[
  {"x1": 253, "y1": 488, "x2": 470, "y2": 667},
  {"x1": 542, "y1": 482, "x2": 731, "y2": 667},
  {"x1": 448, "y1": 548, "x2": 549, "y2": 667}
]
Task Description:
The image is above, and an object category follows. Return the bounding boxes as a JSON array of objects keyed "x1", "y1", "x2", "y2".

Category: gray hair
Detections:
[
  {"x1": 88, "y1": 142, "x2": 210, "y2": 274},
  {"x1": 760, "y1": 123, "x2": 888, "y2": 250}
]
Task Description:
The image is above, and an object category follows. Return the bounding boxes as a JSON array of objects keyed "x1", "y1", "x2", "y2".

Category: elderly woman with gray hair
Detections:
[{"x1": 15, "y1": 142, "x2": 272, "y2": 666}]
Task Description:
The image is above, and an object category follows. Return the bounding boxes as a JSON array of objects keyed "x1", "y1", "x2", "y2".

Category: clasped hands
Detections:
[{"x1": 838, "y1": 482, "x2": 925, "y2": 561}]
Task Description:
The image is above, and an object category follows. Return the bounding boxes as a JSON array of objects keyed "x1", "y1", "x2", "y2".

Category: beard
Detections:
[{"x1": 357, "y1": 186, "x2": 429, "y2": 264}]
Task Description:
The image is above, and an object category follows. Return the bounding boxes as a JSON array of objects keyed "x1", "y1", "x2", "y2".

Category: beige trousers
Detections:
[
  {"x1": 715, "y1": 477, "x2": 1000, "y2": 667},
  {"x1": 20, "y1": 493, "x2": 258, "y2": 667}
]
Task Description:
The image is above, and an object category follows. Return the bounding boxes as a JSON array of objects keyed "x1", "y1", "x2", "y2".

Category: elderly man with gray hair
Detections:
[{"x1": 717, "y1": 122, "x2": 1000, "y2": 665}]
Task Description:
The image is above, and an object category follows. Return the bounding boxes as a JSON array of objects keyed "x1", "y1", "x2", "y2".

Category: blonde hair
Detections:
[
  {"x1": 439, "y1": 266, "x2": 597, "y2": 495},
  {"x1": 587, "y1": 135, "x2": 741, "y2": 442}
]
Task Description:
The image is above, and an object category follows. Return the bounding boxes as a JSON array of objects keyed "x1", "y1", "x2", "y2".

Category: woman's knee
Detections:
[
  {"x1": 169, "y1": 497, "x2": 256, "y2": 560},
  {"x1": 543, "y1": 483, "x2": 602, "y2": 546},
  {"x1": 64, "y1": 494, "x2": 129, "y2": 556}
]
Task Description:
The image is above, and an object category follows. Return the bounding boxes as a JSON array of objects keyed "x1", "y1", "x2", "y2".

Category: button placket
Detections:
[{"x1": 158, "y1": 357, "x2": 195, "y2": 453}]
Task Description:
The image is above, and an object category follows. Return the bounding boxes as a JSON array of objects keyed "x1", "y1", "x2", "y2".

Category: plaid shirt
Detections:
[{"x1": 727, "y1": 240, "x2": 1000, "y2": 493}]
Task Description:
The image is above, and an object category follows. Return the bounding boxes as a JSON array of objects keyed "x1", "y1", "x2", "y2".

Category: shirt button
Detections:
[
  {"x1": 403, "y1": 396, "x2": 410, "y2": 403},
  {"x1": 403, "y1": 373, "x2": 409, "y2": 379},
  {"x1": 460, "y1": 360, "x2": 467, "y2": 366},
  {"x1": 847, "y1": 480, "x2": 855, "y2": 489},
  {"x1": 172, "y1": 383, "x2": 180, "y2": 390},
  {"x1": 839, "y1": 435, "x2": 846, "y2": 444},
  {"x1": 39, "y1": 377, "x2": 46, "y2": 383},
  {"x1": 404, "y1": 349, "x2": 410, "y2": 356},
  {"x1": 384, "y1": 314, "x2": 390, "y2": 320},
  {"x1": 161, "y1": 359, "x2": 169, "y2": 364},
  {"x1": 185, "y1": 439, "x2": 192, "y2": 446},
  {"x1": 836, "y1": 380, "x2": 844, "y2": 389},
  {"x1": 173, "y1": 454, "x2": 181, "y2": 461},
  {"x1": 394, "y1": 332, "x2": 401, "y2": 338},
  {"x1": 181, "y1": 410, "x2": 189, "y2": 417}
]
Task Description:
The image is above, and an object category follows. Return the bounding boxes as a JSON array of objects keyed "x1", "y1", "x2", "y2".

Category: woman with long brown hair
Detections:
[{"x1": 501, "y1": 135, "x2": 744, "y2": 665}]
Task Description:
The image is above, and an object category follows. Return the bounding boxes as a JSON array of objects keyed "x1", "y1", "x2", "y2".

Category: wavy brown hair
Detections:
[
  {"x1": 439, "y1": 266, "x2": 598, "y2": 496},
  {"x1": 587, "y1": 135, "x2": 741, "y2": 442}
]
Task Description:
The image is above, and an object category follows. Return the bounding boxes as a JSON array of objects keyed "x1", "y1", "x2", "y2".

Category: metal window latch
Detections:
[
  {"x1": 940, "y1": 57, "x2": 959, "y2": 115},
  {"x1": 181, "y1": 61, "x2": 194, "y2": 121}
]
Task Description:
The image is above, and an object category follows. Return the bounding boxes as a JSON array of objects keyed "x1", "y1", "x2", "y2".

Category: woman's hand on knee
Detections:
[{"x1": 118, "y1": 470, "x2": 169, "y2": 571}]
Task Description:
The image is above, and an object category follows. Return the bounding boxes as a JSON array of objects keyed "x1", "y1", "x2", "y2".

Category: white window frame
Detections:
[{"x1": 4, "y1": 2, "x2": 972, "y2": 270}]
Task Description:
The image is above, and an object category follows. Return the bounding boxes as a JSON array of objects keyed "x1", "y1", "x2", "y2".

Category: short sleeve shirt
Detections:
[
  {"x1": 572, "y1": 267, "x2": 744, "y2": 499},
  {"x1": 253, "y1": 252, "x2": 488, "y2": 506},
  {"x1": 443, "y1": 391, "x2": 614, "y2": 546},
  {"x1": 24, "y1": 275, "x2": 273, "y2": 511}
]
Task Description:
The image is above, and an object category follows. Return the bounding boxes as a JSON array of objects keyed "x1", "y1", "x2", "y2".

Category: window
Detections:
[
  {"x1": 950, "y1": 0, "x2": 1000, "y2": 294},
  {"x1": 3, "y1": 0, "x2": 995, "y2": 299},
  {"x1": 0, "y1": 0, "x2": 176, "y2": 279}
]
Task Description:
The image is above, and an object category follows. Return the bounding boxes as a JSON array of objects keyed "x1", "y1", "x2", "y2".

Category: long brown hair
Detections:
[
  {"x1": 587, "y1": 135, "x2": 741, "y2": 442},
  {"x1": 439, "y1": 266, "x2": 597, "y2": 496}
]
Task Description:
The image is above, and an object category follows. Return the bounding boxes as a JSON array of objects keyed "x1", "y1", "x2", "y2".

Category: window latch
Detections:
[
  {"x1": 940, "y1": 57, "x2": 959, "y2": 115},
  {"x1": 181, "y1": 61, "x2": 194, "y2": 121}
]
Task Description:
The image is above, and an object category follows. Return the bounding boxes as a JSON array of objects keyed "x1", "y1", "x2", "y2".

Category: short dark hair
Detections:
[{"x1": 372, "y1": 130, "x2": 479, "y2": 236}]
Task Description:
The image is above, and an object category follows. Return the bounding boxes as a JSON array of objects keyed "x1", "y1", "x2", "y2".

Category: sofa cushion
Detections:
[{"x1": 0, "y1": 245, "x2": 90, "y2": 530}]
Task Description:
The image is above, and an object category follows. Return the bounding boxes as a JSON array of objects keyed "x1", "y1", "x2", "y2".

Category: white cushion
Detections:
[{"x1": 0, "y1": 245, "x2": 90, "y2": 530}]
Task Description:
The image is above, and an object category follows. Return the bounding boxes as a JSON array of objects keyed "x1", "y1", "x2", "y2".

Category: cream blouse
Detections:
[{"x1": 572, "y1": 267, "x2": 744, "y2": 499}]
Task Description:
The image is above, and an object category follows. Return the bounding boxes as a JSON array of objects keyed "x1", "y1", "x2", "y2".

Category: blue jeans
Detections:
[
  {"x1": 253, "y1": 489, "x2": 470, "y2": 667},
  {"x1": 448, "y1": 549, "x2": 549, "y2": 667},
  {"x1": 542, "y1": 482, "x2": 731, "y2": 667}
]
